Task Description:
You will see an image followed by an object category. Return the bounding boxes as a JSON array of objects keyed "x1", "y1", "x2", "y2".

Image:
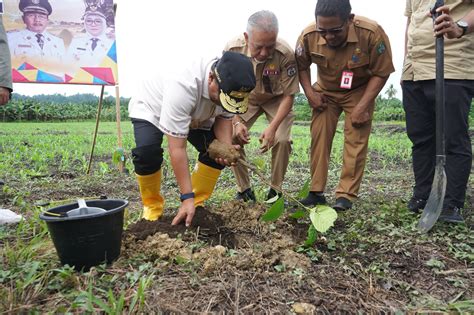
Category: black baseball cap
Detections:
[{"x1": 213, "y1": 51, "x2": 256, "y2": 114}]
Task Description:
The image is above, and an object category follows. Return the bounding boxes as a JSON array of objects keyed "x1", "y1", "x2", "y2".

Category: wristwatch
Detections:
[{"x1": 456, "y1": 20, "x2": 468, "y2": 38}]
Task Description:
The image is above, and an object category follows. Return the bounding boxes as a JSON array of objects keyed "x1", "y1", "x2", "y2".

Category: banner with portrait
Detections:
[{"x1": 3, "y1": 0, "x2": 117, "y2": 85}]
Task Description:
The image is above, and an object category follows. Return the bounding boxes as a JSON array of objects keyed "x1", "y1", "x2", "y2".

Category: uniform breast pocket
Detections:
[
  {"x1": 310, "y1": 53, "x2": 328, "y2": 67},
  {"x1": 347, "y1": 54, "x2": 370, "y2": 76}
]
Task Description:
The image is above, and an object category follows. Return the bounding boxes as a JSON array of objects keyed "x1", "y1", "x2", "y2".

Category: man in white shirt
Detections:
[
  {"x1": 128, "y1": 51, "x2": 256, "y2": 227},
  {"x1": 7, "y1": 0, "x2": 65, "y2": 79}
]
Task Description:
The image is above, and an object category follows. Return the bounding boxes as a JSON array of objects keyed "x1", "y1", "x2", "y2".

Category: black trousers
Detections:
[
  {"x1": 131, "y1": 118, "x2": 224, "y2": 176},
  {"x1": 402, "y1": 79, "x2": 473, "y2": 209}
]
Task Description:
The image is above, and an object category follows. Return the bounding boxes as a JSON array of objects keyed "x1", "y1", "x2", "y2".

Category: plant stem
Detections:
[{"x1": 237, "y1": 158, "x2": 311, "y2": 211}]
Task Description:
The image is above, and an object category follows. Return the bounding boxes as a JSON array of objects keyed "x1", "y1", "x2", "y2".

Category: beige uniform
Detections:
[
  {"x1": 295, "y1": 16, "x2": 394, "y2": 200},
  {"x1": 225, "y1": 35, "x2": 300, "y2": 191},
  {"x1": 403, "y1": 0, "x2": 474, "y2": 81}
]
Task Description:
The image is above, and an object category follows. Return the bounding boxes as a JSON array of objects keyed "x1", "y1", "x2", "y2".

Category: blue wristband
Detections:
[{"x1": 180, "y1": 192, "x2": 195, "y2": 202}]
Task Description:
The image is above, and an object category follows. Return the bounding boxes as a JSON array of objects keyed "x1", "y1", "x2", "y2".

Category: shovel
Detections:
[{"x1": 418, "y1": 0, "x2": 446, "y2": 233}]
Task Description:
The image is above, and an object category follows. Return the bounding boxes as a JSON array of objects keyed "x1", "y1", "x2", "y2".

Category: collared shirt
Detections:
[
  {"x1": 295, "y1": 16, "x2": 394, "y2": 93},
  {"x1": 7, "y1": 29, "x2": 65, "y2": 61},
  {"x1": 225, "y1": 35, "x2": 299, "y2": 104},
  {"x1": 403, "y1": 0, "x2": 474, "y2": 81},
  {"x1": 67, "y1": 33, "x2": 114, "y2": 67},
  {"x1": 128, "y1": 56, "x2": 233, "y2": 139}
]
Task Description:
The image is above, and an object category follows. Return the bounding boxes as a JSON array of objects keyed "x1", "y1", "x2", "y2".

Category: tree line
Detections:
[{"x1": 2, "y1": 85, "x2": 470, "y2": 123}]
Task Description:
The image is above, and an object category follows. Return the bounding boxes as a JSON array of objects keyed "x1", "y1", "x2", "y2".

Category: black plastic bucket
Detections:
[{"x1": 39, "y1": 199, "x2": 128, "y2": 271}]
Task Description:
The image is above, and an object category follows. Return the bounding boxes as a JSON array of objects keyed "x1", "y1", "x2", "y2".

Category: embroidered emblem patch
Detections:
[
  {"x1": 287, "y1": 65, "x2": 297, "y2": 77},
  {"x1": 351, "y1": 54, "x2": 359, "y2": 63},
  {"x1": 263, "y1": 64, "x2": 279, "y2": 76},
  {"x1": 296, "y1": 44, "x2": 303, "y2": 56},
  {"x1": 376, "y1": 41, "x2": 386, "y2": 55}
]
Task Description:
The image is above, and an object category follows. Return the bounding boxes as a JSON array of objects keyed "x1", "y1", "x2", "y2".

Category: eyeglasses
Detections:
[
  {"x1": 316, "y1": 21, "x2": 346, "y2": 36},
  {"x1": 85, "y1": 18, "x2": 103, "y2": 25}
]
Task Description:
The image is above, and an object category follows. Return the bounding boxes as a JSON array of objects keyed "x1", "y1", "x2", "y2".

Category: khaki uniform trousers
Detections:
[
  {"x1": 310, "y1": 85, "x2": 373, "y2": 201},
  {"x1": 233, "y1": 95, "x2": 294, "y2": 192}
]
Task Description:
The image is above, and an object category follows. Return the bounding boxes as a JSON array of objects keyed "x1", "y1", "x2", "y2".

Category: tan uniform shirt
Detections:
[
  {"x1": 295, "y1": 16, "x2": 394, "y2": 93},
  {"x1": 403, "y1": 0, "x2": 474, "y2": 81},
  {"x1": 225, "y1": 35, "x2": 299, "y2": 104}
]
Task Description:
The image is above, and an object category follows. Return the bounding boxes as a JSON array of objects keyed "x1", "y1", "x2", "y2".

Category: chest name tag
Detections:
[{"x1": 340, "y1": 71, "x2": 353, "y2": 89}]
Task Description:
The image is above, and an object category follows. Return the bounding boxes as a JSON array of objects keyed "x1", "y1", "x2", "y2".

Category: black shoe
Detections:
[
  {"x1": 0, "y1": 179, "x2": 4, "y2": 185},
  {"x1": 333, "y1": 197, "x2": 352, "y2": 211},
  {"x1": 265, "y1": 188, "x2": 282, "y2": 203},
  {"x1": 407, "y1": 196, "x2": 426, "y2": 214},
  {"x1": 438, "y1": 207, "x2": 464, "y2": 223},
  {"x1": 236, "y1": 188, "x2": 256, "y2": 202},
  {"x1": 299, "y1": 192, "x2": 327, "y2": 207}
]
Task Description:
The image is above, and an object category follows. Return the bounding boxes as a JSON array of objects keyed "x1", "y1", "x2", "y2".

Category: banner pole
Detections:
[
  {"x1": 115, "y1": 84, "x2": 125, "y2": 172},
  {"x1": 86, "y1": 85, "x2": 105, "y2": 175}
]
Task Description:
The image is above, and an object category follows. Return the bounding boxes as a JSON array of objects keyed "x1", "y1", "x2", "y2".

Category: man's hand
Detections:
[
  {"x1": 233, "y1": 122, "x2": 250, "y2": 145},
  {"x1": 432, "y1": 5, "x2": 463, "y2": 39},
  {"x1": 214, "y1": 144, "x2": 241, "y2": 166},
  {"x1": 307, "y1": 90, "x2": 328, "y2": 112},
  {"x1": 351, "y1": 104, "x2": 370, "y2": 128},
  {"x1": 171, "y1": 199, "x2": 195, "y2": 227},
  {"x1": 259, "y1": 126, "x2": 276, "y2": 153},
  {"x1": 0, "y1": 87, "x2": 10, "y2": 106}
]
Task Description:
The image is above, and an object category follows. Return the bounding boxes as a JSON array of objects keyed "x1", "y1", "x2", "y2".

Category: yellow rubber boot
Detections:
[
  {"x1": 191, "y1": 162, "x2": 221, "y2": 207},
  {"x1": 136, "y1": 170, "x2": 164, "y2": 221}
]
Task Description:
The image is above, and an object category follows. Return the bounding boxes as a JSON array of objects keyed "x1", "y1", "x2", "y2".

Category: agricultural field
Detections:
[{"x1": 0, "y1": 115, "x2": 473, "y2": 313}]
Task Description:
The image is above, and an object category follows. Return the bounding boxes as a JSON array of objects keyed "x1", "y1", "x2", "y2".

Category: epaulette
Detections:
[
  {"x1": 353, "y1": 15, "x2": 379, "y2": 33},
  {"x1": 301, "y1": 21, "x2": 317, "y2": 37},
  {"x1": 226, "y1": 35, "x2": 246, "y2": 49}
]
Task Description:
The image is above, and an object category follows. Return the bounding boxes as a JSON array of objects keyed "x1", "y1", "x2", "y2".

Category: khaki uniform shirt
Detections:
[
  {"x1": 295, "y1": 16, "x2": 394, "y2": 93},
  {"x1": 225, "y1": 35, "x2": 299, "y2": 105},
  {"x1": 403, "y1": 0, "x2": 474, "y2": 81},
  {"x1": 0, "y1": 16, "x2": 12, "y2": 91},
  {"x1": 128, "y1": 56, "x2": 233, "y2": 139}
]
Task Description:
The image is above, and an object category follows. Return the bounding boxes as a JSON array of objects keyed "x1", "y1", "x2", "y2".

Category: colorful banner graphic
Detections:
[{"x1": 4, "y1": 0, "x2": 117, "y2": 85}]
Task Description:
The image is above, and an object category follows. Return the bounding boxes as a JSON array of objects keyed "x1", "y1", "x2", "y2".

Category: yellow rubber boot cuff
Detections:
[
  {"x1": 191, "y1": 162, "x2": 221, "y2": 207},
  {"x1": 136, "y1": 170, "x2": 164, "y2": 221}
]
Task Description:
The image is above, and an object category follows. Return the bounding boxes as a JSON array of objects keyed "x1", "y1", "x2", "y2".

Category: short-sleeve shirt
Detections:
[
  {"x1": 225, "y1": 35, "x2": 300, "y2": 104},
  {"x1": 403, "y1": 0, "x2": 474, "y2": 81},
  {"x1": 128, "y1": 57, "x2": 233, "y2": 139},
  {"x1": 295, "y1": 16, "x2": 395, "y2": 93}
]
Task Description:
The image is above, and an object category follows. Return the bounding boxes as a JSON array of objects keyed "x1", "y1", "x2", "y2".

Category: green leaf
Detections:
[
  {"x1": 304, "y1": 225, "x2": 317, "y2": 247},
  {"x1": 260, "y1": 197, "x2": 285, "y2": 222},
  {"x1": 252, "y1": 157, "x2": 266, "y2": 171},
  {"x1": 309, "y1": 205, "x2": 338, "y2": 233},
  {"x1": 296, "y1": 178, "x2": 311, "y2": 199},
  {"x1": 112, "y1": 148, "x2": 125, "y2": 165},
  {"x1": 289, "y1": 210, "x2": 306, "y2": 219}
]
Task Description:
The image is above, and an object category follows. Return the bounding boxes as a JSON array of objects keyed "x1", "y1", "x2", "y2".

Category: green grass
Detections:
[{"x1": 0, "y1": 119, "x2": 472, "y2": 313}]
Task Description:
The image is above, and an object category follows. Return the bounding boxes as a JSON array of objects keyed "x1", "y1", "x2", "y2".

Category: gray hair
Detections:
[{"x1": 246, "y1": 10, "x2": 279, "y2": 36}]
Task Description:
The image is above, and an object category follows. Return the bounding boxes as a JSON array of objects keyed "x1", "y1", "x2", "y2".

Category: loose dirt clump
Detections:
[{"x1": 207, "y1": 139, "x2": 241, "y2": 163}]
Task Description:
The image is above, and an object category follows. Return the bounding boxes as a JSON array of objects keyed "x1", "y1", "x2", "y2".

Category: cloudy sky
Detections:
[{"x1": 11, "y1": 0, "x2": 407, "y2": 99}]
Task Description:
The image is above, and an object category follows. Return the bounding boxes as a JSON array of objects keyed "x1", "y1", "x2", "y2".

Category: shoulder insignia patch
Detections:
[
  {"x1": 287, "y1": 65, "x2": 297, "y2": 77},
  {"x1": 376, "y1": 41, "x2": 386, "y2": 55},
  {"x1": 296, "y1": 43, "x2": 304, "y2": 57}
]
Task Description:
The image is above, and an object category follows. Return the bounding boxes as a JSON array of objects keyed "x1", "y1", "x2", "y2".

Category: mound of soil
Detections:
[{"x1": 124, "y1": 206, "x2": 236, "y2": 248}]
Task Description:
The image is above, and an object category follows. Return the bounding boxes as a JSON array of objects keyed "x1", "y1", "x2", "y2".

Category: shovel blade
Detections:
[{"x1": 418, "y1": 164, "x2": 446, "y2": 233}]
